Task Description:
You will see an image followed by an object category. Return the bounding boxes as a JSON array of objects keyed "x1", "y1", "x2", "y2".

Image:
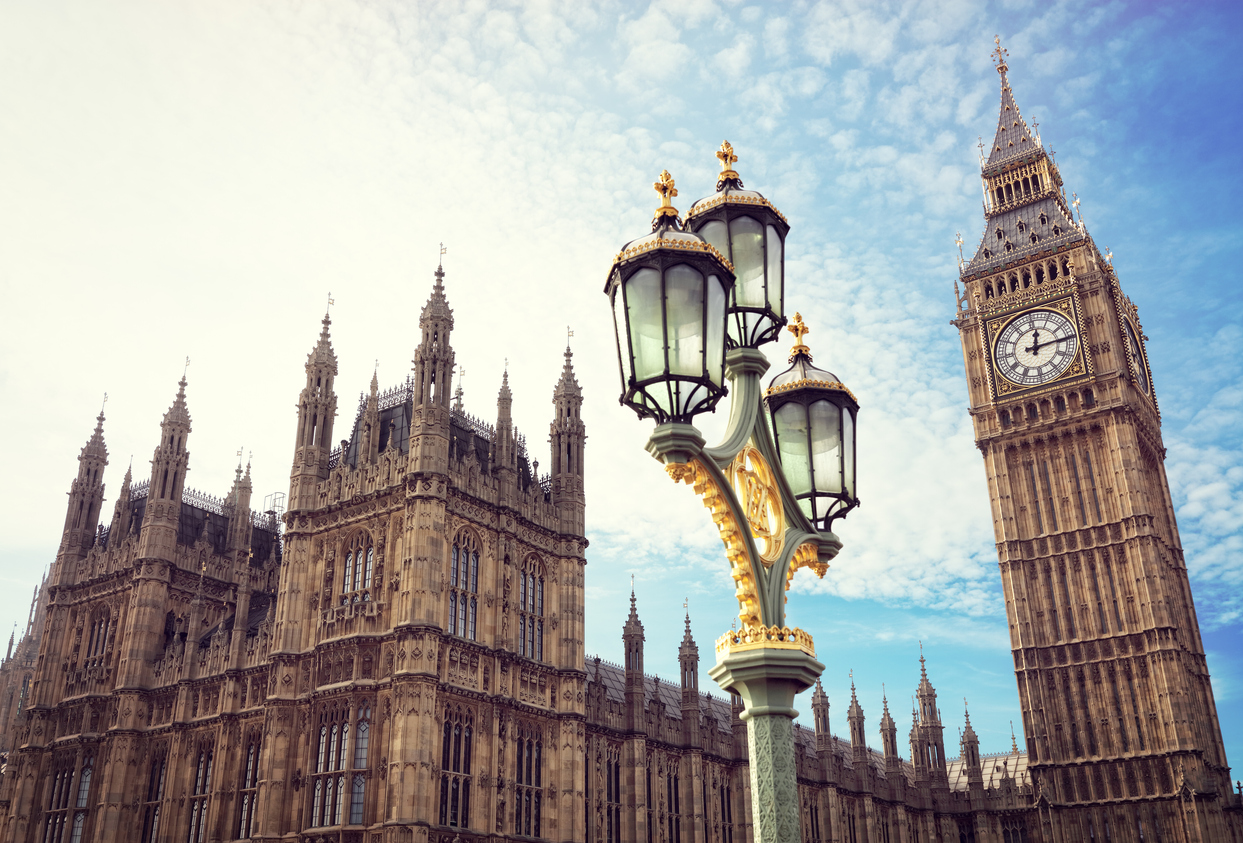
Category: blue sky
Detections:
[{"x1": 2, "y1": 0, "x2": 1241, "y2": 770}]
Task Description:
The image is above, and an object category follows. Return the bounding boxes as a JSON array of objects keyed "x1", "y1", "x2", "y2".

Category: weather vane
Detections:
[
  {"x1": 955, "y1": 231, "x2": 964, "y2": 266},
  {"x1": 327, "y1": 292, "x2": 334, "y2": 310},
  {"x1": 183, "y1": 356, "x2": 191, "y2": 377},
  {"x1": 101, "y1": 392, "x2": 108, "y2": 413}
]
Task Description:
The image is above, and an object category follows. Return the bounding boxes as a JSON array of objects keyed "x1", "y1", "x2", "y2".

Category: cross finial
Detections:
[
  {"x1": 787, "y1": 312, "x2": 811, "y2": 358},
  {"x1": 992, "y1": 35, "x2": 1009, "y2": 74},
  {"x1": 653, "y1": 170, "x2": 679, "y2": 219},
  {"x1": 715, "y1": 140, "x2": 740, "y2": 184},
  {"x1": 1105, "y1": 247, "x2": 1113, "y2": 264}
]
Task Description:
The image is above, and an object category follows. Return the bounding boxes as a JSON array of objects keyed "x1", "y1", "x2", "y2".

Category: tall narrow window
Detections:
[
  {"x1": 1070, "y1": 453, "x2": 1089, "y2": 525},
  {"x1": 515, "y1": 725, "x2": 542, "y2": 838},
  {"x1": 721, "y1": 778, "x2": 734, "y2": 843},
  {"x1": 605, "y1": 747, "x2": 622, "y2": 843},
  {"x1": 1028, "y1": 464, "x2": 1044, "y2": 534},
  {"x1": 310, "y1": 706, "x2": 349, "y2": 827},
  {"x1": 237, "y1": 738, "x2": 260, "y2": 839},
  {"x1": 1105, "y1": 561, "x2": 1124, "y2": 630},
  {"x1": 351, "y1": 704, "x2": 370, "y2": 824},
  {"x1": 1090, "y1": 565, "x2": 1109, "y2": 635},
  {"x1": 1083, "y1": 450, "x2": 1103, "y2": 521},
  {"x1": 667, "y1": 771, "x2": 682, "y2": 843},
  {"x1": 1059, "y1": 567, "x2": 1078, "y2": 639},
  {"x1": 439, "y1": 707, "x2": 473, "y2": 828},
  {"x1": 449, "y1": 534, "x2": 480, "y2": 640},
  {"x1": 519, "y1": 558, "x2": 545, "y2": 661},
  {"x1": 141, "y1": 751, "x2": 167, "y2": 843},
  {"x1": 187, "y1": 747, "x2": 213, "y2": 843},
  {"x1": 44, "y1": 759, "x2": 74, "y2": 843},
  {"x1": 1044, "y1": 566, "x2": 1061, "y2": 640},
  {"x1": 1041, "y1": 461, "x2": 1058, "y2": 532},
  {"x1": 341, "y1": 534, "x2": 375, "y2": 605}
]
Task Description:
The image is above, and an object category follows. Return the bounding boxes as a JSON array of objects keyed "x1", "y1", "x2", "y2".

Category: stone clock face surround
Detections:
[
  {"x1": 1123, "y1": 317, "x2": 1150, "y2": 395},
  {"x1": 993, "y1": 308, "x2": 1079, "y2": 387}
]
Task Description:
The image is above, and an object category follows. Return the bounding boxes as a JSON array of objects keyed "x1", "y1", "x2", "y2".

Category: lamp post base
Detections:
[{"x1": 709, "y1": 645, "x2": 824, "y2": 843}]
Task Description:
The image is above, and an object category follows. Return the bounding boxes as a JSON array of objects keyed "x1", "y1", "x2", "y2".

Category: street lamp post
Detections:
[{"x1": 605, "y1": 144, "x2": 859, "y2": 843}]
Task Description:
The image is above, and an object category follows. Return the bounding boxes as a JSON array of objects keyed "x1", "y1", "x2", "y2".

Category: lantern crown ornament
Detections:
[
  {"x1": 765, "y1": 313, "x2": 860, "y2": 530},
  {"x1": 686, "y1": 141, "x2": 790, "y2": 349},
  {"x1": 606, "y1": 170, "x2": 737, "y2": 425}
]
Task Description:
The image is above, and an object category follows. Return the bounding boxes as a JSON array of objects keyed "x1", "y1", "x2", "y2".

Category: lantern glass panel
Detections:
[
  {"x1": 766, "y1": 225, "x2": 783, "y2": 316},
  {"x1": 626, "y1": 268, "x2": 664, "y2": 381},
  {"x1": 665, "y1": 264, "x2": 705, "y2": 377},
  {"x1": 810, "y1": 399, "x2": 843, "y2": 495},
  {"x1": 729, "y1": 216, "x2": 765, "y2": 306},
  {"x1": 843, "y1": 407, "x2": 855, "y2": 496},
  {"x1": 706, "y1": 275, "x2": 725, "y2": 386},
  {"x1": 774, "y1": 403, "x2": 812, "y2": 497},
  {"x1": 612, "y1": 286, "x2": 632, "y2": 383},
  {"x1": 700, "y1": 220, "x2": 728, "y2": 259}
]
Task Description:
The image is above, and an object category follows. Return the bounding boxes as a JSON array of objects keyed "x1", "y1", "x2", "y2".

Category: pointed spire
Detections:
[
  {"x1": 985, "y1": 36, "x2": 1037, "y2": 168},
  {"x1": 681, "y1": 603, "x2": 694, "y2": 645},
  {"x1": 554, "y1": 341, "x2": 582, "y2": 399},
  {"x1": 420, "y1": 258, "x2": 454, "y2": 329},
  {"x1": 1011, "y1": 720, "x2": 1019, "y2": 754},
  {"x1": 163, "y1": 374, "x2": 192, "y2": 430},
  {"x1": 962, "y1": 698, "x2": 978, "y2": 742},
  {"x1": 309, "y1": 298, "x2": 339, "y2": 369},
  {"x1": 498, "y1": 367, "x2": 512, "y2": 404}
]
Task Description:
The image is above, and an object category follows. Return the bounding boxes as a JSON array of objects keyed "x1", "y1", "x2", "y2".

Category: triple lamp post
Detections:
[{"x1": 604, "y1": 142, "x2": 861, "y2": 843}]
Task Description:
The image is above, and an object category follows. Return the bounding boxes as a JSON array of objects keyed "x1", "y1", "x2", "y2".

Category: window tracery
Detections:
[
  {"x1": 341, "y1": 532, "x2": 374, "y2": 605},
  {"x1": 519, "y1": 557, "x2": 545, "y2": 661},
  {"x1": 439, "y1": 705, "x2": 473, "y2": 828},
  {"x1": 187, "y1": 745, "x2": 214, "y2": 843},
  {"x1": 450, "y1": 532, "x2": 480, "y2": 640},
  {"x1": 515, "y1": 723, "x2": 543, "y2": 837}
]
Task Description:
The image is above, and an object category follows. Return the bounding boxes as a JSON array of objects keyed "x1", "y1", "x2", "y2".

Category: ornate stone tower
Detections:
[
  {"x1": 290, "y1": 309, "x2": 338, "y2": 513},
  {"x1": 954, "y1": 39, "x2": 1236, "y2": 841}
]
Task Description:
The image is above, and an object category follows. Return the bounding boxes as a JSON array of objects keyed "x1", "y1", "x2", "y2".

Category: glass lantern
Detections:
[
  {"x1": 685, "y1": 141, "x2": 791, "y2": 349},
  {"x1": 606, "y1": 170, "x2": 736, "y2": 424},
  {"x1": 764, "y1": 314, "x2": 859, "y2": 530}
]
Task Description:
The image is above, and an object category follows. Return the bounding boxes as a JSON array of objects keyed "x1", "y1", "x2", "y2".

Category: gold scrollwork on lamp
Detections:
[
  {"x1": 666, "y1": 460, "x2": 762, "y2": 629},
  {"x1": 728, "y1": 444, "x2": 784, "y2": 565}
]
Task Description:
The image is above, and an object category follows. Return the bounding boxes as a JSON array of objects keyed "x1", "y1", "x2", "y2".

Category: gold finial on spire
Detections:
[
  {"x1": 716, "y1": 140, "x2": 739, "y2": 181},
  {"x1": 992, "y1": 35, "x2": 1009, "y2": 74},
  {"x1": 787, "y1": 312, "x2": 811, "y2": 358},
  {"x1": 653, "y1": 170, "x2": 679, "y2": 219}
]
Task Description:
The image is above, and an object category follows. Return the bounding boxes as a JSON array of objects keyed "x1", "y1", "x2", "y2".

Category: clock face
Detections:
[
  {"x1": 993, "y1": 308, "x2": 1080, "y2": 387},
  {"x1": 1123, "y1": 318, "x2": 1150, "y2": 395}
]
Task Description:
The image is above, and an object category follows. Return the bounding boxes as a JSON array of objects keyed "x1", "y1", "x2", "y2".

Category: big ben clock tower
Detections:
[{"x1": 954, "y1": 39, "x2": 1238, "y2": 842}]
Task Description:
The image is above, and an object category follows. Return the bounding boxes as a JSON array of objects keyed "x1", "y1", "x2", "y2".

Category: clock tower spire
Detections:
[{"x1": 953, "y1": 40, "x2": 1236, "y2": 841}]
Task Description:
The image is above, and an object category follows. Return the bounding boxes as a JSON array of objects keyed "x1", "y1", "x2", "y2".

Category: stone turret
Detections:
[
  {"x1": 623, "y1": 589, "x2": 645, "y2": 730},
  {"x1": 58, "y1": 409, "x2": 109, "y2": 572},
  {"x1": 679, "y1": 610, "x2": 700, "y2": 744},
  {"x1": 290, "y1": 308, "x2": 338, "y2": 511},
  {"x1": 550, "y1": 343, "x2": 586, "y2": 536},
  {"x1": 962, "y1": 702, "x2": 983, "y2": 789},
  {"x1": 811, "y1": 679, "x2": 831, "y2": 752},
  {"x1": 410, "y1": 263, "x2": 455, "y2": 475},
  {"x1": 137, "y1": 377, "x2": 192, "y2": 562},
  {"x1": 847, "y1": 679, "x2": 866, "y2": 765}
]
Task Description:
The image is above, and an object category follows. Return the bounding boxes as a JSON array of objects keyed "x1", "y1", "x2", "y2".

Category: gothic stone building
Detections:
[{"x1": 3, "y1": 52, "x2": 1243, "y2": 843}]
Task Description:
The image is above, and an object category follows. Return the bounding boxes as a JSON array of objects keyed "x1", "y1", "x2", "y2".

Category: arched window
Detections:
[
  {"x1": 187, "y1": 746, "x2": 214, "y2": 843},
  {"x1": 1000, "y1": 410, "x2": 1011, "y2": 428},
  {"x1": 140, "y1": 749, "x2": 167, "y2": 843},
  {"x1": 450, "y1": 533, "x2": 480, "y2": 640},
  {"x1": 237, "y1": 736, "x2": 261, "y2": 839},
  {"x1": 85, "y1": 609, "x2": 110, "y2": 668},
  {"x1": 515, "y1": 724, "x2": 542, "y2": 838},
  {"x1": 350, "y1": 704, "x2": 370, "y2": 824},
  {"x1": 439, "y1": 707, "x2": 474, "y2": 828},
  {"x1": 519, "y1": 558, "x2": 545, "y2": 662},
  {"x1": 310, "y1": 705, "x2": 353, "y2": 827},
  {"x1": 341, "y1": 534, "x2": 374, "y2": 605},
  {"x1": 605, "y1": 746, "x2": 623, "y2": 843}
]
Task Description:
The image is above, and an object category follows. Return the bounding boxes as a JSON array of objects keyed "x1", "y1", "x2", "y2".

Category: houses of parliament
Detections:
[{"x1": 0, "y1": 48, "x2": 1239, "y2": 843}]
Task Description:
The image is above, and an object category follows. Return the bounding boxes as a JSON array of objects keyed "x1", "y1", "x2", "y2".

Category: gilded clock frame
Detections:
[{"x1": 983, "y1": 292, "x2": 1092, "y2": 401}]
